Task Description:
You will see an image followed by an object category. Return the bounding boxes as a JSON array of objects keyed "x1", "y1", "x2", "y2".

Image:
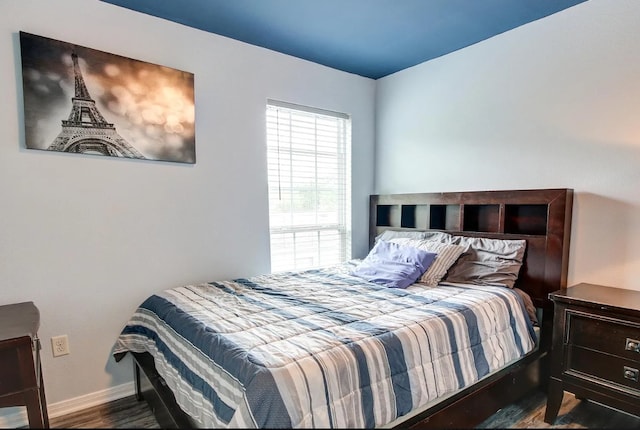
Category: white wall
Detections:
[
  {"x1": 376, "y1": 0, "x2": 640, "y2": 292},
  {"x1": 0, "y1": 0, "x2": 375, "y2": 410}
]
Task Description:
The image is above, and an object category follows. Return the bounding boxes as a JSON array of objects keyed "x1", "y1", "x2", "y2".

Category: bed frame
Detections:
[{"x1": 131, "y1": 188, "x2": 574, "y2": 429}]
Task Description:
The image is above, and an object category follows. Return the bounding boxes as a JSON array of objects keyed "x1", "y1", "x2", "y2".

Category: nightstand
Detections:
[
  {"x1": 544, "y1": 283, "x2": 640, "y2": 423},
  {"x1": 0, "y1": 302, "x2": 49, "y2": 428}
]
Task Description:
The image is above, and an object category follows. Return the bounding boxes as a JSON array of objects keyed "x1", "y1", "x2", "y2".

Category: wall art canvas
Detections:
[{"x1": 19, "y1": 31, "x2": 196, "y2": 164}]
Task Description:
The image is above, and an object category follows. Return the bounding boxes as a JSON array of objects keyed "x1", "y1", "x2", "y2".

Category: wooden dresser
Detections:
[
  {"x1": 544, "y1": 283, "x2": 640, "y2": 423},
  {"x1": 0, "y1": 301, "x2": 49, "y2": 428}
]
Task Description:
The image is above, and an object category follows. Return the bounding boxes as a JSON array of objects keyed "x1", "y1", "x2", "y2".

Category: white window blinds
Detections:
[{"x1": 266, "y1": 100, "x2": 351, "y2": 272}]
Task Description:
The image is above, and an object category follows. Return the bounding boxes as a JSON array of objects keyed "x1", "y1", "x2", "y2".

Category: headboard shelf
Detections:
[
  {"x1": 462, "y1": 204, "x2": 501, "y2": 233},
  {"x1": 371, "y1": 190, "x2": 563, "y2": 237},
  {"x1": 430, "y1": 204, "x2": 461, "y2": 231},
  {"x1": 505, "y1": 204, "x2": 548, "y2": 235},
  {"x1": 370, "y1": 188, "x2": 573, "y2": 309}
]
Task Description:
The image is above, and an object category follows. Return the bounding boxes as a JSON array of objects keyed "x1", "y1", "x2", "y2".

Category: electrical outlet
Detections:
[{"x1": 51, "y1": 334, "x2": 70, "y2": 357}]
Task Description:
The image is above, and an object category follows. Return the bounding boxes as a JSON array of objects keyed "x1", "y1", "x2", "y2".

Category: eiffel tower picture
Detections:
[
  {"x1": 19, "y1": 32, "x2": 196, "y2": 164},
  {"x1": 48, "y1": 52, "x2": 145, "y2": 159}
]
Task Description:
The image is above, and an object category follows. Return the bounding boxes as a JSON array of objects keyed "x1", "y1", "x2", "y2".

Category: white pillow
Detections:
[
  {"x1": 388, "y1": 238, "x2": 466, "y2": 286},
  {"x1": 376, "y1": 230, "x2": 452, "y2": 243}
]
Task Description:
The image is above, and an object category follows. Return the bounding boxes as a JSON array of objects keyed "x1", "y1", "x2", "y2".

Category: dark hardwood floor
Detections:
[
  {"x1": 476, "y1": 390, "x2": 640, "y2": 429},
  {"x1": 47, "y1": 389, "x2": 640, "y2": 429},
  {"x1": 48, "y1": 397, "x2": 160, "y2": 429}
]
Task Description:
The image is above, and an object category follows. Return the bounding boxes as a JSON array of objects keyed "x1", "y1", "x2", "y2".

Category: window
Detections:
[{"x1": 266, "y1": 100, "x2": 351, "y2": 272}]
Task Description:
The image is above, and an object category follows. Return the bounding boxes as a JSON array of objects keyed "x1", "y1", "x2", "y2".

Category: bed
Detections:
[{"x1": 113, "y1": 188, "x2": 573, "y2": 428}]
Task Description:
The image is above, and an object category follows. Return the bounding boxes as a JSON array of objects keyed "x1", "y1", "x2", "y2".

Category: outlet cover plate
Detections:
[{"x1": 51, "y1": 334, "x2": 70, "y2": 357}]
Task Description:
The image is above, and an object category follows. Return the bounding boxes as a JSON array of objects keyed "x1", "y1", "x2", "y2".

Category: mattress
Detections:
[{"x1": 113, "y1": 261, "x2": 536, "y2": 428}]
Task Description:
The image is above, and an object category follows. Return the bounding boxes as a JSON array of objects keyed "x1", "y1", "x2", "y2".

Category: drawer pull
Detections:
[
  {"x1": 623, "y1": 366, "x2": 639, "y2": 382},
  {"x1": 626, "y1": 338, "x2": 640, "y2": 353}
]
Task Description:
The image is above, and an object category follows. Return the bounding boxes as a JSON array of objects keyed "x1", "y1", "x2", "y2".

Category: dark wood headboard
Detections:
[{"x1": 369, "y1": 188, "x2": 573, "y2": 309}]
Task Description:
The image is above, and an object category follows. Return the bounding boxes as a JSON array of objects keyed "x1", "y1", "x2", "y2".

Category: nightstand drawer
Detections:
[
  {"x1": 567, "y1": 346, "x2": 640, "y2": 393},
  {"x1": 566, "y1": 311, "x2": 640, "y2": 362}
]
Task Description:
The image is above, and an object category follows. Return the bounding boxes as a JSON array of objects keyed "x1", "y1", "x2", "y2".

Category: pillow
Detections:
[
  {"x1": 443, "y1": 236, "x2": 526, "y2": 288},
  {"x1": 351, "y1": 240, "x2": 437, "y2": 289},
  {"x1": 375, "y1": 230, "x2": 452, "y2": 244},
  {"x1": 388, "y1": 238, "x2": 466, "y2": 286}
]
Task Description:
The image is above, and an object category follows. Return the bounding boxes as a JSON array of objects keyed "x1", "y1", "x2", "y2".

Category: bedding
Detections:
[
  {"x1": 513, "y1": 287, "x2": 538, "y2": 324},
  {"x1": 113, "y1": 261, "x2": 536, "y2": 429},
  {"x1": 350, "y1": 239, "x2": 437, "y2": 288},
  {"x1": 386, "y1": 238, "x2": 467, "y2": 286},
  {"x1": 443, "y1": 236, "x2": 527, "y2": 288}
]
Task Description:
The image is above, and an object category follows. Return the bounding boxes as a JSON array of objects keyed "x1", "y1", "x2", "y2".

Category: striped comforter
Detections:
[{"x1": 113, "y1": 261, "x2": 536, "y2": 428}]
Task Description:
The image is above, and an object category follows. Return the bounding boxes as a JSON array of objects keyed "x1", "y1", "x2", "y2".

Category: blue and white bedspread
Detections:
[{"x1": 113, "y1": 261, "x2": 536, "y2": 428}]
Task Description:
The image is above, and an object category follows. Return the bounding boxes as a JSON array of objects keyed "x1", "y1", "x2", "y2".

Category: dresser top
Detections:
[
  {"x1": 0, "y1": 301, "x2": 40, "y2": 342},
  {"x1": 549, "y1": 283, "x2": 640, "y2": 313}
]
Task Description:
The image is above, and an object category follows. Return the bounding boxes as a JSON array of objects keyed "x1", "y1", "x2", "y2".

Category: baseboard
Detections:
[{"x1": 0, "y1": 381, "x2": 135, "y2": 428}]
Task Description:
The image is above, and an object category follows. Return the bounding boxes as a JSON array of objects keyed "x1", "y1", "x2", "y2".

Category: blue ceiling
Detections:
[{"x1": 100, "y1": 0, "x2": 587, "y2": 79}]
